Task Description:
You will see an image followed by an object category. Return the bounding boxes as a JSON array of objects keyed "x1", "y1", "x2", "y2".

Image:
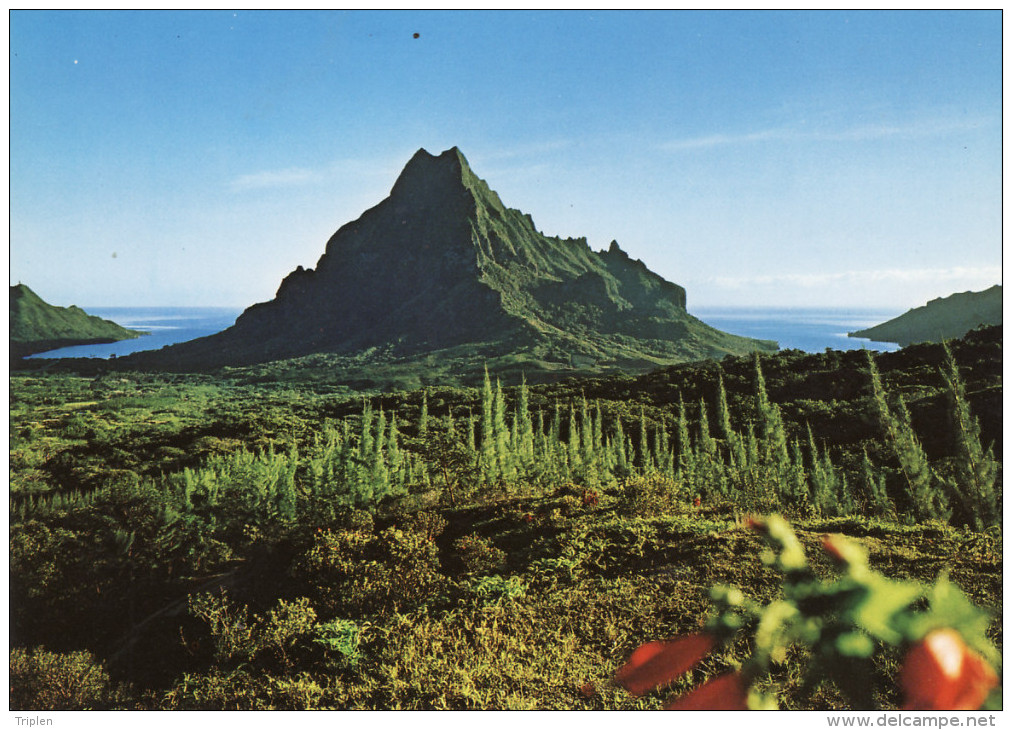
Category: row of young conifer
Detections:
[{"x1": 12, "y1": 346, "x2": 999, "y2": 531}]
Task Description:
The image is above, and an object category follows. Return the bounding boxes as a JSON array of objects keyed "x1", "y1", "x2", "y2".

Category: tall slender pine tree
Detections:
[{"x1": 939, "y1": 345, "x2": 999, "y2": 529}]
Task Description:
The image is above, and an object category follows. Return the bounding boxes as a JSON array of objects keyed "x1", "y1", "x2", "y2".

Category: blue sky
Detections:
[{"x1": 10, "y1": 10, "x2": 1002, "y2": 310}]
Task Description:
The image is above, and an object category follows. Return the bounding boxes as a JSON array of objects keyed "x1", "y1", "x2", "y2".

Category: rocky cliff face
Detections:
[{"x1": 129, "y1": 147, "x2": 774, "y2": 375}]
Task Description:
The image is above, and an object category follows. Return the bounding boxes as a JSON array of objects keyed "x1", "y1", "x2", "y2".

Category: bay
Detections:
[
  {"x1": 28, "y1": 305, "x2": 904, "y2": 360},
  {"x1": 27, "y1": 307, "x2": 245, "y2": 359},
  {"x1": 691, "y1": 306, "x2": 903, "y2": 353}
]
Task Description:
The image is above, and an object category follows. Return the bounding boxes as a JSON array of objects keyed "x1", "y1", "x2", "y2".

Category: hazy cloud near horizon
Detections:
[
  {"x1": 683, "y1": 267, "x2": 1001, "y2": 310},
  {"x1": 707, "y1": 266, "x2": 1002, "y2": 290},
  {"x1": 661, "y1": 115, "x2": 998, "y2": 152}
]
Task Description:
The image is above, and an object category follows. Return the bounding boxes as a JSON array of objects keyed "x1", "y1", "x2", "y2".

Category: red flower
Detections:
[
  {"x1": 614, "y1": 633, "x2": 716, "y2": 696},
  {"x1": 900, "y1": 629, "x2": 998, "y2": 711},
  {"x1": 693, "y1": 496, "x2": 702, "y2": 508},
  {"x1": 664, "y1": 672, "x2": 749, "y2": 711},
  {"x1": 822, "y1": 534, "x2": 848, "y2": 564}
]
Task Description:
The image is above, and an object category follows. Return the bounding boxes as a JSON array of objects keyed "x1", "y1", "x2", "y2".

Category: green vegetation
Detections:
[
  {"x1": 10, "y1": 284, "x2": 145, "y2": 359},
  {"x1": 850, "y1": 285, "x2": 1002, "y2": 347},
  {"x1": 9, "y1": 326, "x2": 1001, "y2": 709}
]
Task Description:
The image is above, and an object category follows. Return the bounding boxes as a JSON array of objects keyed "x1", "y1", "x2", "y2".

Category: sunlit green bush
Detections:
[
  {"x1": 292, "y1": 526, "x2": 445, "y2": 618},
  {"x1": 10, "y1": 647, "x2": 126, "y2": 710}
]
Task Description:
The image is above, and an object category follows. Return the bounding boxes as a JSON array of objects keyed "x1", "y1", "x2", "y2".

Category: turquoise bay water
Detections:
[{"x1": 28, "y1": 306, "x2": 903, "y2": 360}]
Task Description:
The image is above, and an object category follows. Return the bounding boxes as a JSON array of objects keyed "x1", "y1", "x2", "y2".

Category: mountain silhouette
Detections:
[{"x1": 128, "y1": 147, "x2": 776, "y2": 378}]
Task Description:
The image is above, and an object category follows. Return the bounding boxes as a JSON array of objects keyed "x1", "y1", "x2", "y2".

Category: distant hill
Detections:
[
  {"x1": 127, "y1": 146, "x2": 775, "y2": 380},
  {"x1": 9, "y1": 284, "x2": 145, "y2": 358},
  {"x1": 849, "y1": 285, "x2": 1002, "y2": 347}
]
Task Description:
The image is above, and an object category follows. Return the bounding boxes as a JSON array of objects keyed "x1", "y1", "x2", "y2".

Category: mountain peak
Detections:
[
  {"x1": 126, "y1": 147, "x2": 777, "y2": 375},
  {"x1": 391, "y1": 146, "x2": 474, "y2": 200},
  {"x1": 404, "y1": 145, "x2": 468, "y2": 168},
  {"x1": 11, "y1": 282, "x2": 38, "y2": 297}
]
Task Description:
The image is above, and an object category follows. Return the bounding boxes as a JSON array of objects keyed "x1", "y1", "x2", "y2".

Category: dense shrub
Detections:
[
  {"x1": 454, "y1": 533, "x2": 507, "y2": 574},
  {"x1": 618, "y1": 474, "x2": 682, "y2": 516},
  {"x1": 10, "y1": 647, "x2": 126, "y2": 710},
  {"x1": 292, "y1": 526, "x2": 445, "y2": 618}
]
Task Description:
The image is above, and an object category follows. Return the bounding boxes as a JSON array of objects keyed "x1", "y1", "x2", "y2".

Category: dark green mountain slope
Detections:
[
  {"x1": 128, "y1": 147, "x2": 775, "y2": 377},
  {"x1": 849, "y1": 285, "x2": 1002, "y2": 347},
  {"x1": 9, "y1": 284, "x2": 144, "y2": 358}
]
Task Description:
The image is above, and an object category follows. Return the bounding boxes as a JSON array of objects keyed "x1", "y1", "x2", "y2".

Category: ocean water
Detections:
[
  {"x1": 27, "y1": 305, "x2": 903, "y2": 360},
  {"x1": 27, "y1": 307, "x2": 245, "y2": 359},
  {"x1": 692, "y1": 306, "x2": 902, "y2": 354}
]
